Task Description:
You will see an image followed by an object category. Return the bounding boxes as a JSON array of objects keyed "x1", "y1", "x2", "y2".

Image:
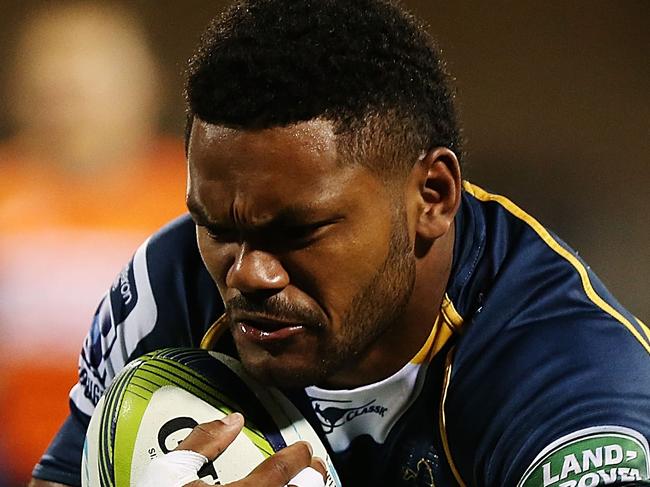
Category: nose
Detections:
[{"x1": 225, "y1": 242, "x2": 289, "y2": 295}]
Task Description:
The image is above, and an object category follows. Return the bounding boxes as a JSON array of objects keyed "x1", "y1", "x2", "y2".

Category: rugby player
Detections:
[{"x1": 30, "y1": 0, "x2": 650, "y2": 486}]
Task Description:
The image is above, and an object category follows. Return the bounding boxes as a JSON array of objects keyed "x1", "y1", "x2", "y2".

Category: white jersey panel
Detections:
[
  {"x1": 305, "y1": 360, "x2": 430, "y2": 452},
  {"x1": 70, "y1": 238, "x2": 158, "y2": 417}
]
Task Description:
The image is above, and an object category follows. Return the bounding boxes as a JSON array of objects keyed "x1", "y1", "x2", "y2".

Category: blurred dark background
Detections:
[
  {"x1": 0, "y1": 1, "x2": 647, "y2": 485},
  {"x1": 2, "y1": 1, "x2": 646, "y2": 318}
]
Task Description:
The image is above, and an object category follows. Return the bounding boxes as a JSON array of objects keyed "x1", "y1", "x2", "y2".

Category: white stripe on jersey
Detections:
[{"x1": 70, "y1": 238, "x2": 158, "y2": 417}]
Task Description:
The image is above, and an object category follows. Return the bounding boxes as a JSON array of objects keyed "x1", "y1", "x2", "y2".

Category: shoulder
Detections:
[
  {"x1": 449, "y1": 182, "x2": 648, "y2": 362},
  {"x1": 112, "y1": 213, "x2": 221, "y2": 338},
  {"x1": 441, "y1": 183, "x2": 650, "y2": 486},
  {"x1": 72, "y1": 214, "x2": 223, "y2": 415},
  {"x1": 146, "y1": 215, "x2": 224, "y2": 342}
]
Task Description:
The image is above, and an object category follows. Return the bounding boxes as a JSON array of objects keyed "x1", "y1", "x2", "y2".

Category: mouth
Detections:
[{"x1": 231, "y1": 314, "x2": 307, "y2": 343}]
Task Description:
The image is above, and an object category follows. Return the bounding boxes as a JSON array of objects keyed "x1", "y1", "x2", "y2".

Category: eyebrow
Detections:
[
  {"x1": 186, "y1": 196, "x2": 213, "y2": 225},
  {"x1": 186, "y1": 196, "x2": 338, "y2": 231}
]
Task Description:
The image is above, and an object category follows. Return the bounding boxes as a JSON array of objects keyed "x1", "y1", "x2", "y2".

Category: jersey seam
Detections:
[{"x1": 439, "y1": 346, "x2": 467, "y2": 487}]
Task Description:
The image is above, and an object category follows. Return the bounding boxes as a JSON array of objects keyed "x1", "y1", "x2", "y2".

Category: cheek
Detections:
[{"x1": 292, "y1": 225, "x2": 392, "y2": 323}]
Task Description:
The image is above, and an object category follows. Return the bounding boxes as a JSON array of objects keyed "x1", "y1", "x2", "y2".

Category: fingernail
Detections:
[
  {"x1": 221, "y1": 412, "x2": 243, "y2": 426},
  {"x1": 314, "y1": 456, "x2": 327, "y2": 472},
  {"x1": 303, "y1": 441, "x2": 313, "y2": 455}
]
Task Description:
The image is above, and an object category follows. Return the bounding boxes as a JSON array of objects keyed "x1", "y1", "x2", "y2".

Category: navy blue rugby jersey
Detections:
[{"x1": 34, "y1": 182, "x2": 650, "y2": 487}]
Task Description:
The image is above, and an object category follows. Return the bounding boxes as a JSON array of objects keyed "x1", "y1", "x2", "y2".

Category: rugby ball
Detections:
[{"x1": 81, "y1": 348, "x2": 340, "y2": 487}]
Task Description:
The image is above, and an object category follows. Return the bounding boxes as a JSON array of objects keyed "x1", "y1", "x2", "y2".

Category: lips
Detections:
[
  {"x1": 240, "y1": 316, "x2": 296, "y2": 331},
  {"x1": 232, "y1": 314, "x2": 307, "y2": 343}
]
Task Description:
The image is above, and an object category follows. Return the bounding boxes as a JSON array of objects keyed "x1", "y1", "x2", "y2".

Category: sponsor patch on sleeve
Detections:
[{"x1": 517, "y1": 426, "x2": 650, "y2": 487}]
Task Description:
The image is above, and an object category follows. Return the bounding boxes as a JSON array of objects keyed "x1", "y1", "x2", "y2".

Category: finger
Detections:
[
  {"x1": 287, "y1": 457, "x2": 327, "y2": 487},
  {"x1": 309, "y1": 457, "x2": 328, "y2": 480},
  {"x1": 244, "y1": 441, "x2": 314, "y2": 486},
  {"x1": 176, "y1": 412, "x2": 245, "y2": 460}
]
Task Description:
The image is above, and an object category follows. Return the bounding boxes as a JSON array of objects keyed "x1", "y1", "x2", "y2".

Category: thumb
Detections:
[{"x1": 176, "y1": 412, "x2": 245, "y2": 460}]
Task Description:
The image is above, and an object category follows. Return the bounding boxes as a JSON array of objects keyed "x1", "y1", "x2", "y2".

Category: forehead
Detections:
[
  {"x1": 189, "y1": 118, "x2": 337, "y2": 175},
  {"x1": 187, "y1": 119, "x2": 376, "y2": 221}
]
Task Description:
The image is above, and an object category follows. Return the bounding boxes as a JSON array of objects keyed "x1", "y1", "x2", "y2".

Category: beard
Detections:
[
  {"x1": 311, "y1": 213, "x2": 416, "y2": 385},
  {"x1": 226, "y1": 209, "x2": 416, "y2": 388}
]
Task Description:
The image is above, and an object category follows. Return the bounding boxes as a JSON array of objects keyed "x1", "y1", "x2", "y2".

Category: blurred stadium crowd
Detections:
[{"x1": 0, "y1": 5, "x2": 186, "y2": 484}]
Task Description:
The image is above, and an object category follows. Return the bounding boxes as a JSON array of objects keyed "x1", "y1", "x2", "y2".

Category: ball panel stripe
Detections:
[
  {"x1": 136, "y1": 355, "x2": 279, "y2": 455},
  {"x1": 142, "y1": 349, "x2": 287, "y2": 452},
  {"x1": 100, "y1": 363, "x2": 131, "y2": 487},
  {"x1": 209, "y1": 354, "x2": 293, "y2": 453},
  {"x1": 114, "y1": 364, "x2": 152, "y2": 487},
  {"x1": 99, "y1": 361, "x2": 140, "y2": 487}
]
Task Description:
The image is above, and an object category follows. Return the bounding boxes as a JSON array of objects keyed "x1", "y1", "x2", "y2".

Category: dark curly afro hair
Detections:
[{"x1": 185, "y1": 0, "x2": 462, "y2": 177}]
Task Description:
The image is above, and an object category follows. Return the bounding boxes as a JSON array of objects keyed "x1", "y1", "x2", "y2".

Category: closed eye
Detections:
[
  {"x1": 202, "y1": 224, "x2": 238, "y2": 242},
  {"x1": 198, "y1": 218, "x2": 341, "y2": 248},
  {"x1": 281, "y1": 221, "x2": 332, "y2": 241}
]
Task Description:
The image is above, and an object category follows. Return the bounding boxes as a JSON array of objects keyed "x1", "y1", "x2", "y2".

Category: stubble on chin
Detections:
[{"x1": 236, "y1": 347, "x2": 328, "y2": 389}]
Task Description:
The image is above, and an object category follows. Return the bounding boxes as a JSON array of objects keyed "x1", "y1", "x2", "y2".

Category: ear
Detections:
[{"x1": 407, "y1": 147, "x2": 461, "y2": 240}]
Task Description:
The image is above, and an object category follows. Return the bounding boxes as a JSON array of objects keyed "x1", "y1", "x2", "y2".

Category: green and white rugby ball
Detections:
[{"x1": 81, "y1": 348, "x2": 339, "y2": 487}]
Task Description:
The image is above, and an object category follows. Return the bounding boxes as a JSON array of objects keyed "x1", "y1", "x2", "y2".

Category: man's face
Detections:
[{"x1": 187, "y1": 119, "x2": 416, "y2": 388}]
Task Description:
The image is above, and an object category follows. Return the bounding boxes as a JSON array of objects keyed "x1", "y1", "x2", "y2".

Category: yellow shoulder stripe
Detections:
[
  {"x1": 638, "y1": 316, "x2": 650, "y2": 343},
  {"x1": 200, "y1": 314, "x2": 229, "y2": 350},
  {"x1": 410, "y1": 315, "x2": 441, "y2": 364},
  {"x1": 435, "y1": 296, "x2": 467, "y2": 485},
  {"x1": 441, "y1": 293, "x2": 464, "y2": 331},
  {"x1": 463, "y1": 181, "x2": 650, "y2": 354},
  {"x1": 411, "y1": 294, "x2": 465, "y2": 364}
]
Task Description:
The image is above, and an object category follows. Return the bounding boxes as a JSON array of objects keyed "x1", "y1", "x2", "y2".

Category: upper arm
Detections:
[
  {"x1": 445, "y1": 317, "x2": 650, "y2": 487},
  {"x1": 33, "y1": 216, "x2": 220, "y2": 485}
]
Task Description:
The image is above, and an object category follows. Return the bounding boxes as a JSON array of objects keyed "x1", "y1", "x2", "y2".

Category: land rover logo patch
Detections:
[{"x1": 517, "y1": 426, "x2": 649, "y2": 487}]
